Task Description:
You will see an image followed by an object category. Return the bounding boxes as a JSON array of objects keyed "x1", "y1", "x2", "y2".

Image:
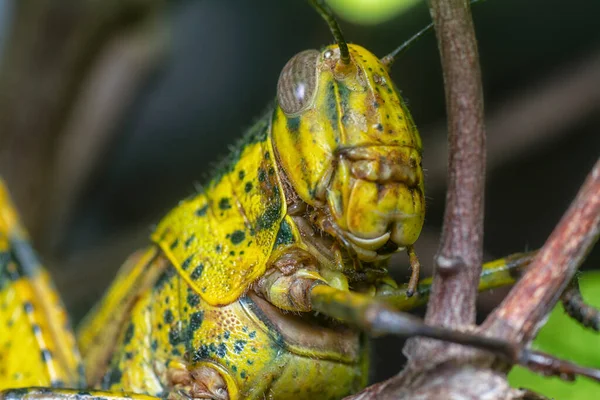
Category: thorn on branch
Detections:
[{"x1": 434, "y1": 254, "x2": 465, "y2": 276}]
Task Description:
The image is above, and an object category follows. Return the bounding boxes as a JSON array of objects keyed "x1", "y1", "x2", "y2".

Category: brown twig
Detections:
[
  {"x1": 419, "y1": 0, "x2": 486, "y2": 328},
  {"x1": 484, "y1": 159, "x2": 600, "y2": 342}
]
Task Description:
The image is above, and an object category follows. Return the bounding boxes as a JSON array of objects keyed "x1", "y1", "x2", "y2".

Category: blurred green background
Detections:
[
  {"x1": 509, "y1": 272, "x2": 600, "y2": 398},
  {"x1": 0, "y1": 0, "x2": 598, "y2": 393}
]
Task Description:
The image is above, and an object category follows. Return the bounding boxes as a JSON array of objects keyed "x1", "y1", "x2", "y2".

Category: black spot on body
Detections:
[
  {"x1": 189, "y1": 311, "x2": 204, "y2": 334},
  {"x1": 218, "y1": 198, "x2": 231, "y2": 210},
  {"x1": 151, "y1": 340, "x2": 158, "y2": 351},
  {"x1": 193, "y1": 344, "x2": 210, "y2": 361},
  {"x1": 123, "y1": 323, "x2": 135, "y2": 345},
  {"x1": 23, "y1": 301, "x2": 33, "y2": 313},
  {"x1": 215, "y1": 244, "x2": 222, "y2": 253},
  {"x1": 181, "y1": 256, "x2": 193, "y2": 270},
  {"x1": 191, "y1": 264, "x2": 204, "y2": 280},
  {"x1": 244, "y1": 182, "x2": 253, "y2": 193},
  {"x1": 154, "y1": 266, "x2": 176, "y2": 289},
  {"x1": 184, "y1": 234, "x2": 195, "y2": 248},
  {"x1": 230, "y1": 230, "x2": 245, "y2": 245},
  {"x1": 258, "y1": 169, "x2": 266, "y2": 182},
  {"x1": 41, "y1": 349, "x2": 52, "y2": 362},
  {"x1": 125, "y1": 352, "x2": 133, "y2": 360},
  {"x1": 238, "y1": 170, "x2": 245, "y2": 180},
  {"x1": 170, "y1": 238, "x2": 179, "y2": 250},
  {"x1": 233, "y1": 340, "x2": 247, "y2": 354},
  {"x1": 164, "y1": 309, "x2": 174, "y2": 324},
  {"x1": 187, "y1": 290, "x2": 200, "y2": 307},
  {"x1": 195, "y1": 205, "x2": 208, "y2": 217},
  {"x1": 102, "y1": 367, "x2": 123, "y2": 389},
  {"x1": 274, "y1": 220, "x2": 294, "y2": 246},
  {"x1": 256, "y1": 203, "x2": 282, "y2": 231},
  {"x1": 375, "y1": 123, "x2": 383, "y2": 131},
  {"x1": 286, "y1": 117, "x2": 300, "y2": 133},
  {"x1": 216, "y1": 343, "x2": 227, "y2": 358},
  {"x1": 169, "y1": 327, "x2": 181, "y2": 346}
]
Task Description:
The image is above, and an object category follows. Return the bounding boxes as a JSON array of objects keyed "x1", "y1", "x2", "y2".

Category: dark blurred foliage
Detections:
[{"x1": 0, "y1": 0, "x2": 598, "y2": 384}]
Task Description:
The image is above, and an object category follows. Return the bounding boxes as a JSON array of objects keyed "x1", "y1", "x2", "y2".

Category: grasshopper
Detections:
[{"x1": 0, "y1": 1, "x2": 597, "y2": 399}]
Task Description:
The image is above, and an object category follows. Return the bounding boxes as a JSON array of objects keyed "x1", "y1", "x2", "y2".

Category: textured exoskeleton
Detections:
[{"x1": 0, "y1": 19, "x2": 540, "y2": 400}]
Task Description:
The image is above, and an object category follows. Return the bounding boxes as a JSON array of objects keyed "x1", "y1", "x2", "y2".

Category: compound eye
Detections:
[{"x1": 277, "y1": 49, "x2": 320, "y2": 116}]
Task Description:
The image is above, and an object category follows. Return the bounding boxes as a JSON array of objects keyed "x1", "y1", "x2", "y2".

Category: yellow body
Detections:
[
  {"x1": 0, "y1": 43, "x2": 523, "y2": 399},
  {"x1": 0, "y1": 44, "x2": 420, "y2": 399}
]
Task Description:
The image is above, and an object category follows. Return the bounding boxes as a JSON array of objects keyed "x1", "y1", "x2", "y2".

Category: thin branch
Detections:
[
  {"x1": 484, "y1": 159, "x2": 600, "y2": 343},
  {"x1": 419, "y1": 0, "x2": 486, "y2": 329},
  {"x1": 396, "y1": 0, "x2": 488, "y2": 374}
]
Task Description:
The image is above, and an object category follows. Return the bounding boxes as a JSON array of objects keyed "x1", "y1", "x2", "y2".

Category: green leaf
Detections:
[{"x1": 508, "y1": 271, "x2": 600, "y2": 399}]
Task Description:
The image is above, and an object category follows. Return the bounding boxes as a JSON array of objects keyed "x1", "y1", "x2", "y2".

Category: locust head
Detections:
[{"x1": 272, "y1": 43, "x2": 424, "y2": 262}]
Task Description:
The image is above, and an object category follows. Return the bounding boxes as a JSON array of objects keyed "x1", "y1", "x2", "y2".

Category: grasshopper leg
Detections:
[
  {"x1": 0, "y1": 179, "x2": 84, "y2": 389},
  {"x1": 255, "y1": 258, "x2": 514, "y2": 355},
  {"x1": 378, "y1": 250, "x2": 600, "y2": 334},
  {"x1": 376, "y1": 251, "x2": 536, "y2": 311},
  {"x1": 406, "y1": 245, "x2": 421, "y2": 297}
]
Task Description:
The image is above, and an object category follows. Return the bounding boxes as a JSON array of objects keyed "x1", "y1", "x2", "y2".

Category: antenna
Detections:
[
  {"x1": 381, "y1": 0, "x2": 486, "y2": 68},
  {"x1": 309, "y1": 0, "x2": 350, "y2": 65}
]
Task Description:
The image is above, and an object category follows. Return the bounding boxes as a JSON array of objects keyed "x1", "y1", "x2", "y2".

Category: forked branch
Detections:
[{"x1": 347, "y1": 0, "x2": 600, "y2": 396}]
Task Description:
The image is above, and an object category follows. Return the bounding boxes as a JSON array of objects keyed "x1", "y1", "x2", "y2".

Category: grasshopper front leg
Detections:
[
  {"x1": 254, "y1": 256, "x2": 513, "y2": 354},
  {"x1": 377, "y1": 250, "x2": 600, "y2": 332},
  {"x1": 376, "y1": 251, "x2": 536, "y2": 311},
  {"x1": 255, "y1": 248, "x2": 600, "y2": 369}
]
